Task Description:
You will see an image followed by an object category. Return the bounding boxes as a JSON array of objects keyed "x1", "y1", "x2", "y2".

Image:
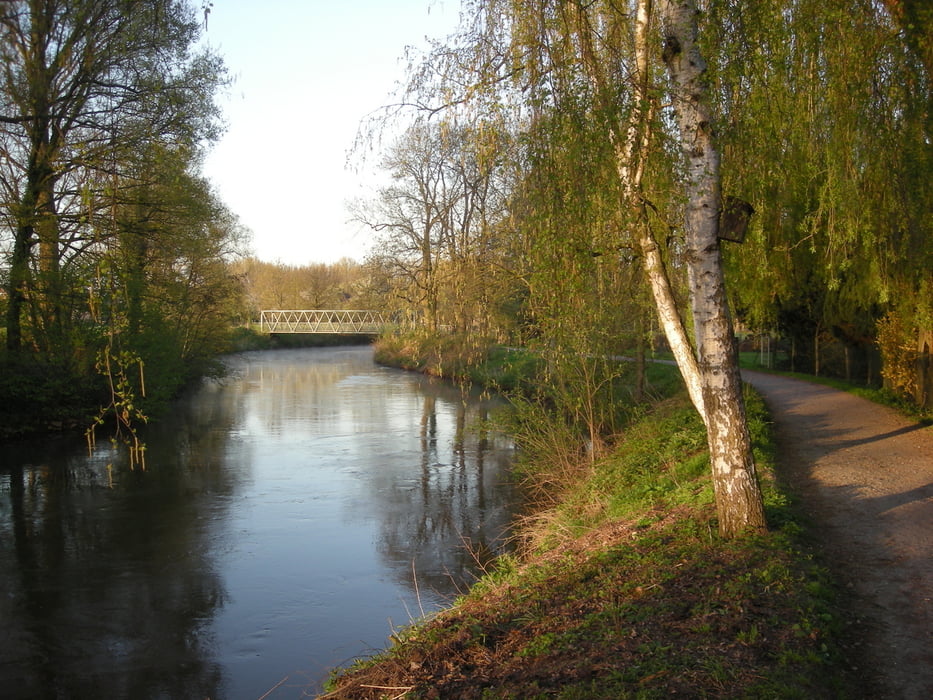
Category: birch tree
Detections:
[
  {"x1": 655, "y1": 0, "x2": 765, "y2": 534},
  {"x1": 405, "y1": 0, "x2": 766, "y2": 535},
  {"x1": 571, "y1": 0, "x2": 765, "y2": 534}
]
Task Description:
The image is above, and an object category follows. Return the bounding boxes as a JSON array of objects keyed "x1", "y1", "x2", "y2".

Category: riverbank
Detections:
[
  {"x1": 0, "y1": 328, "x2": 374, "y2": 442},
  {"x1": 322, "y1": 335, "x2": 863, "y2": 698}
]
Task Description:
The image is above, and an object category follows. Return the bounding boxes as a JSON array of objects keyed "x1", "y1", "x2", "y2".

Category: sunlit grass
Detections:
[{"x1": 327, "y1": 333, "x2": 860, "y2": 699}]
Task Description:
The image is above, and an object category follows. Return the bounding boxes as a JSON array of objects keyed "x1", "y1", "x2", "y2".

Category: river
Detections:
[{"x1": 0, "y1": 346, "x2": 518, "y2": 698}]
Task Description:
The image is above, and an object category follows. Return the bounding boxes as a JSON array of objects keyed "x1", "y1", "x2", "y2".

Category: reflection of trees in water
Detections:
[
  {"x1": 377, "y1": 379, "x2": 517, "y2": 598},
  {"x1": 230, "y1": 348, "x2": 373, "y2": 433},
  {"x1": 0, "y1": 348, "x2": 521, "y2": 696},
  {"x1": 0, "y1": 388, "x2": 245, "y2": 699},
  {"x1": 232, "y1": 348, "x2": 519, "y2": 604}
]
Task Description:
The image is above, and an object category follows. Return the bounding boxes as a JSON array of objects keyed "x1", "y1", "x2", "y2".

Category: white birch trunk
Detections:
[
  {"x1": 570, "y1": 0, "x2": 765, "y2": 535},
  {"x1": 612, "y1": 0, "x2": 707, "y2": 418},
  {"x1": 658, "y1": 0, "x2": 766, "y2": 536}
]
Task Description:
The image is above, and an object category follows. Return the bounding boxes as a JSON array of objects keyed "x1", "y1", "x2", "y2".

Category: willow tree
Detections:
[
  {"x1": 504, "y1": 84, "x2": 649, "y2": 459},
  {"x1": 706, "y1": 0, "x2": 932, "y2": 402},
  {"x1": 405, "y1": 0, "x2": 766, "y2": 535}
]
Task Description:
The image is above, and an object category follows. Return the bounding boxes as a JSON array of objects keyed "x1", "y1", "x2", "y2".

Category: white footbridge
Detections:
[{"x1": 259, "y1": 309, "x2": 393, "y2": 335}]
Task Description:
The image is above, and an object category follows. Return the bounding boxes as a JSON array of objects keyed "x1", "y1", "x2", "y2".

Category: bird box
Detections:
[{"x1": 719, "y1": 196, "x2": 754, "y2": 243}]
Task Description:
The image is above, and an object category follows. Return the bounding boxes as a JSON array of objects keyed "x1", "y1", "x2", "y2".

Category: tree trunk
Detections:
[
  {"x1": 658, "y1": 0, "x2": 766, "y2": 537},
  {"x1": 5, "y1": 222, "x2": 31, "y2": 353},
  {"x1": 123, "y1": 201, "x2": 151, "y2": 336},
  {"x1": 635, "y1": 211, "x2": 706, "y2": 417},
  {"x1": 35, "y1": 170, "x2": 63, "y2": 354},
  {"x1": 814, "y1": 325, "x2": 821, "y2": 376},
  {"x1": 634, "y1": 309, "x2": 647, "y2": 403},
  {"x1": 7, "y1": 147, "x2": 60, "y2": 354},
  {"x1": 575, "y1": 0, "x2": 708, "y2": 418},
  {"x1": 569, "y1": 0, "x2": 766, "y2": 535}
]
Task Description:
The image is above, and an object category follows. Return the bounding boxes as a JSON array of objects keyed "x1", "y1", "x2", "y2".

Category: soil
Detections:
[{"x1": 742, "y1": 370, "x2": 933, "y2": 700}]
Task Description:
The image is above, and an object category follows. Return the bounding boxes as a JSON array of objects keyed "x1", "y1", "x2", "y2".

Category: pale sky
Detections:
[{"x1": 199, "y1": 1, "x2": 461, "y2": 264}]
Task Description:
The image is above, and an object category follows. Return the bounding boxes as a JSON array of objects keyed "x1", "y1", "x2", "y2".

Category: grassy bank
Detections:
[{"x1": 323, "y1": 333, "x2": 863, "y2": 698}]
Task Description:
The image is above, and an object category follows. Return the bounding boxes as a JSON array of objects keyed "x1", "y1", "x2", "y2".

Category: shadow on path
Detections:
[{"x1": 742, "y1": 370, "x2": 933, "y2": 700}]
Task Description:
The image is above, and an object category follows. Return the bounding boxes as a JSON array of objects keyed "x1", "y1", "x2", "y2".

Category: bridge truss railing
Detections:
[{"x1": 259, "y1": 309, "x2": 393, "y2": 334}]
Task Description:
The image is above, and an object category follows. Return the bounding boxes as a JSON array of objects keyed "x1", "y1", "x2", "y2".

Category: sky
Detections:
[{"x1": 198, "y1": 1, "x2": 462, "y2": 264}]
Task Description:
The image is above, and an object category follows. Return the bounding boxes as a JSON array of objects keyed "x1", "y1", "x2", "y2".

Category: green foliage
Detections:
[
  {"x1": 469, "y1": 346, "x2": 544, "y2": 393},
  {"x1": 373, "y1": 329, "x2": 501, "y2": 384},
  {"x1": 514, "y1": 383, "x2": 786, "y2": 554},
  {"x1": 708, "y1": 0, "x2": 932, "y2": 392},
  {"x1": 0, "y1": 355, "x2": 104, "y2": 439},
  {"x1": 0, "y1": 0, "x2": 246, "y2": 439},
  {"x1": 87, "y1": 348, "x2": 148, "y2": 468},
  {"x1": 523, "y1": 395, "x2": 710, "y2": 543},
  {"x1": 1, "y1": 0, "x2": 228, "y2": 361},
  {"x1": 226, "y1": 326, "x2": 275, "y2": 352},
  {"x1": 499, "y1": 363, "x2": 687, "y2": 511},
  {"x1": 125, "y1": 317, "x2": 202, "y2": 410}
]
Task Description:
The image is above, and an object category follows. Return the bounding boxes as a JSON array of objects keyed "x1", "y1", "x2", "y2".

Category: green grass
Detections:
[{"x1": 325, "y1": 376, "x2": 861, "y2": 699}]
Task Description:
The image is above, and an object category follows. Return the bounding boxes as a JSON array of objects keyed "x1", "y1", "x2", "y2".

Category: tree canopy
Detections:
[{"x1": 0, "y1": 0, "x2": 243, "y2": 433}]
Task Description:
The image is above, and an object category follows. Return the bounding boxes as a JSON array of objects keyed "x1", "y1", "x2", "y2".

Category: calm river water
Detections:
[{"x1": 0, "y1": 346, "x2": 518, "y2": 698}]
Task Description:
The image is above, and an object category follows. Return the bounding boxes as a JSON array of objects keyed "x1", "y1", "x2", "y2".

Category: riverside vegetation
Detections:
[{"x1": 322, "y1": 331, "x2": 865, "y2": 699}]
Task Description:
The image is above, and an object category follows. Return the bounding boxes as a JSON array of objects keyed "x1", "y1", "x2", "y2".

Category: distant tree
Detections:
[
  {"x1": 361, "y1": 120, "x2": 450, "y2": 331},
  {"x1": 233, "y1": 258, "x2": 373, "y2": 318},
  {"x1": 358, "y1": 118, "x2": 507, "y2": 334}
]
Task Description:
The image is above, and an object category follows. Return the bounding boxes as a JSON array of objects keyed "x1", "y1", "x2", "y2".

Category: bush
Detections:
[{"x1": 0, "y1": 355, "x2": 105, "y2": 439}]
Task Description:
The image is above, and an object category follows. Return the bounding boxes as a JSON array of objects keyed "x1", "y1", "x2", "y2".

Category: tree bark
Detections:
[
  {"x1": 6, "y1": 220, "x2": 32, "y2": 353},
  {"x1": 658, "y1": 0, "x2": 766, "y2": 536},
  {"x1": 624, "y1": 3, "x2": 708, "y2": 418},
  {"x1": 568, "y1": 0, "x2": 766, "y2": 535}
]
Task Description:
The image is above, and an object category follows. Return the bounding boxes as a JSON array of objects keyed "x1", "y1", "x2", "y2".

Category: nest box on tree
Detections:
[{"x1": 719, "y1": 196, "x2": 754, "y2": 243}]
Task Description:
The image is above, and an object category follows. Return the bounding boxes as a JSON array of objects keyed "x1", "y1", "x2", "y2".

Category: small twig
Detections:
[
  {"x1": 457, "y1": 528, "x2": 492, "y2": 575},
  {"x1": 412, "y1": 559, "x2": 425, "y2": 619},
  {"x1": 256, "y1": 675, "x2": 288, "y2": 700},
  {"x1": 360, "y1": 685, "x2": 414, "y2": 700}
]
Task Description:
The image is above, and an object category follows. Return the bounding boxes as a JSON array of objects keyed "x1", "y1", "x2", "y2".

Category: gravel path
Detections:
[{"x1": 742, "y1": 370, "x2": 933, "y2": 699}]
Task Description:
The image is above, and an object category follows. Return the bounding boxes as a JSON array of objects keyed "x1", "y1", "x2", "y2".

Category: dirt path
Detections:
[{"x1": 742, "y1": 370, "x2": 933, "y2": 699}]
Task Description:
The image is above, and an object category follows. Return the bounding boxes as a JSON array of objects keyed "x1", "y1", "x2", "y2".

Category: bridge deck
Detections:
[{"x1": 259, "y1": 309, "x2": 392, "y2": 334}]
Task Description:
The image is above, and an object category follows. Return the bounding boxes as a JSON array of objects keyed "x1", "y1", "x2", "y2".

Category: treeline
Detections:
[
  {"x1": 0, "y1": 1, "x2": 242, "y2": 436},
  {"x1": 355, "y1": 0, "x2": 932, "y2": 411},
  {"x1": 232, "y1": 257, "x2": 380, "y2": 318}
]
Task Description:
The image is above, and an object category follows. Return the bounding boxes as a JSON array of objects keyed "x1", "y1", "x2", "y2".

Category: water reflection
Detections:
[
  {"x1": 0, "y1": 346, "x2": 516, "y2": 698},
  {"x1": 0, "y1": 394, "x2": 238, "y2": 699},
  {"x1": 375, "y1": 384, "x2": 512, "y2": 595}
]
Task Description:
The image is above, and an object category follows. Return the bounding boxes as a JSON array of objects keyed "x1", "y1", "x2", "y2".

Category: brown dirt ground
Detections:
[{"x1": 742, "y1": 370, "x2": 933, "y2": 700}]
